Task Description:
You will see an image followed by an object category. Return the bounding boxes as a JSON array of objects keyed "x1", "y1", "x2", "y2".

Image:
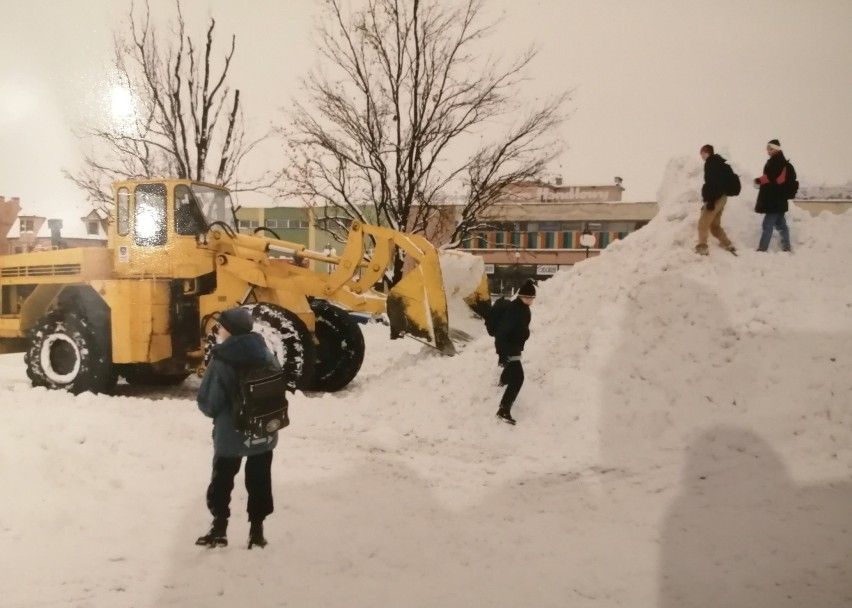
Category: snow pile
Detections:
[
  {"x1": 437, "y1": 249, "x2": 490, "y2": 342},
  {"x1": 2, "y1": 156, "x2": 851, "y2": 607}
]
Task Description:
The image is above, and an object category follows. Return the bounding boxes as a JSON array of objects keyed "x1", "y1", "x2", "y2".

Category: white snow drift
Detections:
[{"x1": 1, "y1": 156, "x2": 850, "y2": 607}]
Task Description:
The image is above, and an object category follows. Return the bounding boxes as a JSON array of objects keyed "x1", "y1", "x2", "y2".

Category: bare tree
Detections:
[
  {"x1": 283, "y1": 0, "x2": 568, "y2": 281},
  {"x1": 65, "y1": 0, "x2": 265, "y2": 209}
]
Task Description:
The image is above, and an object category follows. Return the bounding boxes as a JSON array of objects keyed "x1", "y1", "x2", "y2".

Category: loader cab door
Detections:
[{"x1": 111, "y1": 180, "x2": 217, "y2": 279}]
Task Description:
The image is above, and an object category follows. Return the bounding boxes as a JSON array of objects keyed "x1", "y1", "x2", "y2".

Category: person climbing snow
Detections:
[
  {"x1": 493, "y1": 279, "x2": 536, "y2": 425},
  {"x1": 696, "y1": 144, "x2": 738, "y2": 256}
]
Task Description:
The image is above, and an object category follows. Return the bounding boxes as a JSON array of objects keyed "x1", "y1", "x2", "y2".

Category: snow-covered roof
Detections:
[{"x1": 5, "y1": 210, "x2": 107, "y2": 241}]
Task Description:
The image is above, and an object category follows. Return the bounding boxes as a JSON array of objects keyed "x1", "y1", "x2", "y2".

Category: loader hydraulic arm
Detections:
[{"x1": 202, "y1": 221, "x2": 489, "y2": 355}]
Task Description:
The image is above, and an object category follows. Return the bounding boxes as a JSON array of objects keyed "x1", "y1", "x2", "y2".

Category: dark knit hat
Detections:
[
  {"x1": 701, "y1": 144, "x2": 714, "y2": 155},
  {"x1": 767, "y1": 139, "x2": 782, "y2": 150},
  {"x1": 518, "y1": 279, "x2": 536, "y2": 298},
  {"x1": 219, "y1": 307, "x2": 254, "y2": 335}
]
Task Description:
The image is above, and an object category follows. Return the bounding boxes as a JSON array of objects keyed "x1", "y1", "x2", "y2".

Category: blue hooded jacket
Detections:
[{"x1": 198, "y1": 332, "x2": 280, "y2": 457}]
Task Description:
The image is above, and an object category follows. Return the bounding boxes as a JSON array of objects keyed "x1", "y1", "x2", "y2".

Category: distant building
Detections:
[
  {"x1": 793, "y1": 183, "x2": 852, "y2": 217},
  {"x1": 445, "y1": 179, "x2": 657, "y2": 295},
  {"x1": 5, "y1": 209, "x2": 108, "y2": 254},
  {"x1": 232, "y1": 179, "x2": 658, "y2": 294},
  {"x1": 0, "y1": 195, "x2": 22, "y2": 255}
]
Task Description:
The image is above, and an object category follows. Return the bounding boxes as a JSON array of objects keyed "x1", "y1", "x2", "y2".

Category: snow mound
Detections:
[{"x1": 308, "y1": 155, "x2": 852, "y2": 484}]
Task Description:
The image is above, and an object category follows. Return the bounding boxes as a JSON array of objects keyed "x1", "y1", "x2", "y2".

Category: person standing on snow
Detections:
[
  {"x1": 196, "y1": 307, "x2": 281, "y2": 549},
  {"x1": 754, "y1": 139, "x2": 793, "y2": 252},
  {"x1": 494, "y1": 279, "x2": 536, "y2": 425},
  {"x1": 696, "y1": 144, "x2": 737, "y2": 256}
]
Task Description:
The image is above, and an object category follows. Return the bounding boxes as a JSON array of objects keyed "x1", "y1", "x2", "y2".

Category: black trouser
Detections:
[
  {"x1": 499, "y1": 360, "x2": 524, "y2": 410},
  {"x1": 206, "y1": 451, "x2": 274, "y2": 522}
]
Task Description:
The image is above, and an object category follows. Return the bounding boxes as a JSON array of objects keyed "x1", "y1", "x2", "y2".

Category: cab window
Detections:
[
  {"x1": 134, "y1": 183, "x2": 167, "y2": 247},
  {"x1": 117, "y1": 187, "x2": 130, "y2": 236},
  {"x1": 174, "y1": 185, "x2": 207, "y2": 235}
]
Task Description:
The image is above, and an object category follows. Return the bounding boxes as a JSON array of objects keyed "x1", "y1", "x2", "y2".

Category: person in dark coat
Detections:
[
  {"x1": 196, "y1": 306, "x2": 281, "y2": 549},
  {"x1": 494, "y1": 280, "x2": 535, "y2": 425},
  {"x1": 754, "y1": 139, "x2": 792, "y2": 252},
  {"x1": 696, "y1": 144, "x2": 736, "y2": 256}
]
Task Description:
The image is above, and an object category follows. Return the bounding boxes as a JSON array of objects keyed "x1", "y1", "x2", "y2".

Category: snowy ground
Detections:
[{"x1": 2, "y1": 157, "x2": 851, "y2": 607}]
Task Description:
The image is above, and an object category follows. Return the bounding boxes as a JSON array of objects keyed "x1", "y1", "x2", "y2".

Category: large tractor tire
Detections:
[
  {"x1": 204, "y1": 302, "x2": 315, "y2": 391},
  {"x1": 307, "y1": 300, "x2": 365, "y2": 392},
  {"x1": 25, "y1": 311, "x2": 116, "y2": 395},
  {"x1": 120, "y1": 365, "x2": 191, "y2": 387}
]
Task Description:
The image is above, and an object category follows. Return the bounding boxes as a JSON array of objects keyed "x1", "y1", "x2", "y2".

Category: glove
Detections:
[
  {"x1": 753, "y1": 177, "x2": 760, "y2": 185},
  {"x1": 497, "y1": 353, "x2": 508, "y2": 367}
]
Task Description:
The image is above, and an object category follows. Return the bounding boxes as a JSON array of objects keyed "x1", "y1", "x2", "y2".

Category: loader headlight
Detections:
[
  {"x1": 196, "y1": 232, "x2": 208, "y2": 245},
  {"x1": 265, "y1": 419, "x2": 281, "y2": 433}
]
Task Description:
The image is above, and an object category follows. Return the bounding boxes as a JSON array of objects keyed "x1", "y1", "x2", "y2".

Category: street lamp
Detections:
[
  {"x1": 580, "y1": 229, "x2": 596, "y2": 259},
  {"x1": 514, "y1": 250, "x2": 521, "y2": 291}
]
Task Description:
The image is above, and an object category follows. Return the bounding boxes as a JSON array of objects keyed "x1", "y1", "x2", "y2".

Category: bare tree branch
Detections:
[
  {"x1": 281, "y1": 0, "x2": 568, "y2": 282},
  {"x1": 65, "y1": 0, "x2": 270, "y2": 209}
]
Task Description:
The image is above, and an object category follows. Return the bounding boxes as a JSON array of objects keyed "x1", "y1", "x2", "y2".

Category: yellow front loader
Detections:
[{"x1": 0, "y1": 179, "x2": 490, "y2": 394}]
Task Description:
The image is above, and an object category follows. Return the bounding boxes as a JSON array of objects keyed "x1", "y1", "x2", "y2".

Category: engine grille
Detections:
[{"x1": 0, "y1": 264, "x2": 82, "y2": 278}]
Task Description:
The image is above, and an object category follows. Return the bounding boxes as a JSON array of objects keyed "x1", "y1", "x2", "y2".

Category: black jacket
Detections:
[
  {"x1": 702, "y1": 154, "x2": 730, "y2": 203},
  {"x1": 755, "y1": 152, "x2": 789, "y2": 214},
  {"x1": 494, "y1": 298, "x2": 531, "y2": 359}
]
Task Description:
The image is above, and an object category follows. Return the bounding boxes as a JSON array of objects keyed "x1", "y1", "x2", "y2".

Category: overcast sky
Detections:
[{"x1": 2, "y1": 0, "x2": 851, "y2": 217}]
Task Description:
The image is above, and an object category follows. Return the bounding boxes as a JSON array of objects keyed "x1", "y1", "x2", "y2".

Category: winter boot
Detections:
[
  {"x1": 196, "y1": 517, "x2": 228, "y2": 548},
  {"x1": 694, "y1": 244, "x2": 709, "y2": 256},
  {"x1": 496, "y1": 406, "x2": 516, "y2": 426},
  {"x1": 724, "y1": 244, "x2": 738, "y2": 256},
  {"x1": 248, "y1": 520, "x2": 268, "y2": 549}
]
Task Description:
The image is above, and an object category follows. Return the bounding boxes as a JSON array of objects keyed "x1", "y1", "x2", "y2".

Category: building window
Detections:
[
  {"x1": 494, "y1": 231, "x2": 505, "y2": 246},
  {"x1": 265, "y1": 219, "x2": 278, "y2": 229},
  {"x1": 527, "y1": 232, "x2": 539, "y2": 249},
  {"x1": 19, "y1": 219, "x2": 34, "y2": 233},
  {"x1": 14, "y1": 246, "x2": 23, "y2": 254},
  {"x1": 316, "y1": 217, "x2": 352, "y2": 231},
  {"x1": 600, "y1": 221, "x2": 636, "y2": 233},
  {"x1": 561, "y1": 231, "x2": 575, "y2": 248},
  {"x1": 117, "y1": 187, "x2": 130, "y2": 236},
  {"x1": 511, "y1": 231, "x2": 522, "y2": 248},
  {"x1": 544, "y1": 232, "x2": 556, "y2": 249},
  {"x1": 238, "y1": 219, "x2": 259, "y2": 230},
  {"x1": 87, "y1": 221, "x2": 100, "y2": 235}
]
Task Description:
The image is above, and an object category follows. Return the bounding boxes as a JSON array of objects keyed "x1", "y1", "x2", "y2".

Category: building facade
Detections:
[
  {"x1": 4, "y1": 209, "x2": 108, "y2": 254},
  {"x1": 453, "y1": 180, "x2": 657, "y2": 294},
  {"x1": 232, "y1": 181, "x2": 659, "y2": 294}
]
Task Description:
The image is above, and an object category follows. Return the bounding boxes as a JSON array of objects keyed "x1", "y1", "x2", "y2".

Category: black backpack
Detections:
[
  {"x1": 725, "y1": 163, "x2": 742, "y2": 197},
  {"x1": 232, "y1": 362, "x2": 289, "y2": 439},
  {"x1": 783, "y1": 161, "x2": 799, "y2": 199},
  {"x1": 485, "y1": 297, "x2": 510, "y2": 336}
]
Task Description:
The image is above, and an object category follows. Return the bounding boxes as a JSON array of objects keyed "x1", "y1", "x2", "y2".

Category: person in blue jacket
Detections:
[{"x1": 196, "y1": 306, "x2": 280, "y2": 549}]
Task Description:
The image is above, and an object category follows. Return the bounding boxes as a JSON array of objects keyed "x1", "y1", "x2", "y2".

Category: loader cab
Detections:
[{"x1": 110, "y1": 179, "x2": 235, "y2": 279}]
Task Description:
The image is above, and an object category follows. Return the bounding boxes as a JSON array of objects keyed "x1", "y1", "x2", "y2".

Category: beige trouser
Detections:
[{"x1": 697, "y1": 195, "x2": 732, "y2": 248}]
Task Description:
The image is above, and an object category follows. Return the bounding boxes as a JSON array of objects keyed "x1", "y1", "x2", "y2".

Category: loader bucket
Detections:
[{"x1": 385, "y1": 249, "x2": 490, "y2": 355}]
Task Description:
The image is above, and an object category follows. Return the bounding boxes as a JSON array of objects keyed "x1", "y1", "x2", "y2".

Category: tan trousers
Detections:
[{"x1": 697, "y1": 195, "x2": 732, "y2": 248}]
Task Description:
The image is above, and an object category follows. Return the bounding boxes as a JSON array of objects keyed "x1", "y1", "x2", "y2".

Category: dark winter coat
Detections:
[
  {"x1": 755, "y1": 152, "x2": 790, "y2": 215},
  {"x1": 494, "y1": 297, "x2": 531, "y2": 360},
  {"x1": 702, "y1": 154, "x2": 731, "y2": 203},
  {"x1": 198, "y1": 332, "x2": 280, "y2": 457}
]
